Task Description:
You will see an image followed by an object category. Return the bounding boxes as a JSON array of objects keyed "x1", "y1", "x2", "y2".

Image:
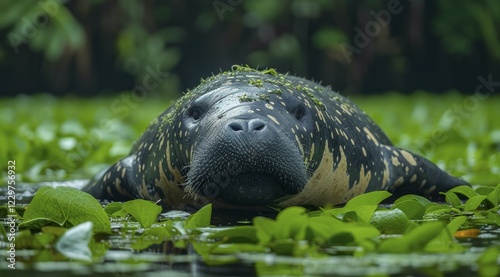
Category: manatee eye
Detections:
[
  {"x1": 187, "y1": 107, "x2": 202, "y2": 121},
  {"x1": 292, "y1": 106, "x2": 306, "y2": 120}
]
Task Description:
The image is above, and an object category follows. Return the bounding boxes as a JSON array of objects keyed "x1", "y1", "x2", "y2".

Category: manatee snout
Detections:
[{"x1": 187, "y1": 114, "x2": 307, "y2": 205}]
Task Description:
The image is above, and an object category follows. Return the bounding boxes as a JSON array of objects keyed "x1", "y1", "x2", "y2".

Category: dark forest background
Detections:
[{"x1": 1, "y1": 0, "x2": 499, "y2": 97}]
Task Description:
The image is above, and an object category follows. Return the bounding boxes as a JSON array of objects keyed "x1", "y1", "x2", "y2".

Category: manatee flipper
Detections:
[
  {"x1": 83, "y1": 155, "x2": 137, "y2": 201},
  {"x1": 382, "y1": 146, "x2": 469, "y2": 200}
]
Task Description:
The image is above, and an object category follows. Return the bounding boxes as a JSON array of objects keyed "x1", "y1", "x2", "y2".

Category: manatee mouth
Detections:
[
  {"x1": 199, "y1": 173, "x2": 288, "y2": 205},
  {"x1": 186, "y1": 147, "x2": 308, "y2": 205}
]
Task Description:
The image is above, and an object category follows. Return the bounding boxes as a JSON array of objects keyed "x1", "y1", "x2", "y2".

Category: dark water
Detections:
[{"x1": 1, "y1": 182, "x2": 499, "y2": 277}]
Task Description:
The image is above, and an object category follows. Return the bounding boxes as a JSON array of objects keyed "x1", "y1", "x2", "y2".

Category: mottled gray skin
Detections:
[{"x1": 83, "y1": 67, "x2": 469, "y2": 210}]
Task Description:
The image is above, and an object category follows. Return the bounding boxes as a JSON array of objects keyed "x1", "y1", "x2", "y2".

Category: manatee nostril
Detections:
[
  {"x1": 228, "y1": 121, "x2": 245, "y2": 132},
  {"x1": 226, "y1": 119, "x2": 267, "y2": 133},
  {"x1": 249, "y1": 119, "x2": 266, "y2": 132}
]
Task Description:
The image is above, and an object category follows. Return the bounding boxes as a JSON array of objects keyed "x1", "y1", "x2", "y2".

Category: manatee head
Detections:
[{"x1": 167, "y1": 68, "x2": 328, "y2": 205}]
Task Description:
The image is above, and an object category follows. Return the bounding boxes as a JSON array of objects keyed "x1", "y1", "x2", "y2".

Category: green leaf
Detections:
[
  {"x1": 392, "y1": 200, "x2": 426, "y2": 220},
  {"x1": 185, "y1": 204, "x2": 212, "y2": 229},
  {"x1": 475, "y1": 186, "x2": 495, "y2": 196},
  {"x1": 379, "y1": 222, "x2": 445, "y2": 253},
  {"x1": 210, "y1": 243, "x2": 268, "y2": 255},
  {"x1": 441, "y1": 191, "x2": 463, "y2": 207},
  {"x1": 254, "y1": 216, "x2": 277, "y2": 244},
  {"x1": 131, "y1": 226, "x2": 173, "y2": 250},
  {"x1": 464, "y1": 195, "x2": 488, "y2": 211},
  {"x1": 448, "y1": 185, "x2": 478, "y2": 199},
  {"x1": 21, "y1": 186, "x2": 110, "y2": 233},
  {"x1": 324, "y1": 205, "x2": 379, "y2": 223},
  {"x1": 269, "y1": 238, "x2": 295, "y2": 255},
  {"x1": 369, "y1": 209, "x2": 408, "y2": 234},
  {"x1": 104, "y1": 202, "x2": 123, "y2": 215},
  {"x1": 54, "y1": 221, "x2": 93, "y2": 262},
  {"x1": 322, "y1": 191, "x2": 392, "y2": 223},
  {"x1": 447, "y1": 216, "x2": 467, "y2": 234},
  {"x1": 274, "y1": 206, "x2": 308, "y2": 240},
  {"x1": 345, "y1": 191, "x2": 392, "y2": 208},
  {"x1": 122, "y1": 199, "x2": 162, "y2": 228},
  {"x1": 425, "y1": 216, "x2": 466, "y2": 253},
  {"x1": 208, "y1": 226, "x2": 259, "y2": 244},
  {"x1": 394, "y1": 194, "x2": 432, "y2": 206},
  {"x1": 486, "y1": 184, "x2": 500, "y2": 206}
]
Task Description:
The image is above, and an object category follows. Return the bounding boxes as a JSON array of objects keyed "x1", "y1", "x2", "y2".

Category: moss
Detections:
[
  {"x1": 270, "y1": 89, "x2": 283, "y2": 96},
  {"x1": 239, "y1": 94, "x2": 254, "y2": 102},
  {"x1": 302, "y1": 87, "x2": 326, "y2": 110},
  {"x1": 230, "y1": 64, "x2": 278, "y2": 77},
  {"x1": 263, "y1": 76, "x2": 326, "y2": 111},
  {"x1": 248, "y1": 79, "x2": 264, "y2": 88},
  {"x1": 258, "y1": 94, "x2": 270, "y2": 101}
]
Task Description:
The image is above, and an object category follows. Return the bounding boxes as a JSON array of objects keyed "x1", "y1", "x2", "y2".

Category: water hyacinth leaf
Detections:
[
  {"x1": 20, "y1": 218, "x2": 62, "y2": 230},
  {"x1": 253, "y1": 217, "x2": 283, "y2": 244},
  {"x1": 369, "y1": 209, "x2": 408, "y2": 234},
  {"x1": 274, "y1": 206, "x2": 308, "y2": 240},
  {"x1": 425, "y1": 203, "x2": 452, "y2": 214},
  {"x1": 379, "y1": 222, "x2": 444, "y2": 253},
  {"x1": 442, "y1": 191, "x2": 463, "y2": 207},
  {"x1": 345, "y1": 191, "x2": 392, "y2": 208},
  {"x1": 475, "y1": 186, "x2": 495, "y2": 196},
  {"x1": 104, "y1": 202, "x2": 124, "y2": 215},
  {"x1": 394, "y1": 194, "x2": 432, "y2": 206},
  {"x1": 342, "y1": 210, "x2": 365, "y2": 223},
  {"x1": 447, "y1": 216, "x2": 467, "y2": 234},
  {"x1": 392, "y1": 200, "x2": 426, "y2": 220},
  {"x1": 55, "y1": 221, "x2": 93, "y2": 262},
  {"x1": 306, "y1": 215, "x2": 344, "y2": 242},
  {"x1": 41, "y1": 226, "x2": 67, "y2": 236},
  {"x1": 210, "y1": 243, "x2": 268, "y2": 255},
  {"x1": 185, "y1": 204, "x2": 212, "y2": 229},
  {"x1": 131, "y1": 226, "x2": 173, "y2": 250},
  {"x1": 464, "y1": 195, "x2": 488, "y2": 211},
  {"x1": 269, "y1": 238, "x2": 296, "y2": 255},
  {"x1": 448, "y1": 185, "x2": 479, "y2": 199},
  {"x1": 21, "y1": 186, "x2": 110, "y2": 233},
  {"x1": 425, "y1": 216, "x2": 466, "y2": 253},
  {"x1": 122, "y1": 199, "x2": 162, "y2": 228},
  {"x1": 325, "y1": 223, "x2": 380, "y2": 245},
  {"x1": 324, "y1": 205, "x2": 378, "y2": 223},
  {"x1": 208, "y1": 226, "x2": 259, "y2": 243},
  {"x1": 486, "y1": 184, "x2": 500, "y2": 207}
]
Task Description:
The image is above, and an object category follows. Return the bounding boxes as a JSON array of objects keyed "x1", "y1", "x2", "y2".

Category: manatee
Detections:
[{"x1": 83, "y1": 66, "x2": 469, "y2": 210}]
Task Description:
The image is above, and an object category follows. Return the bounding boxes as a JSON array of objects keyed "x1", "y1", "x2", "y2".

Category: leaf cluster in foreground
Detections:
[{"x1": 0, "y1": 184, "x2": 499, "y2": 275}]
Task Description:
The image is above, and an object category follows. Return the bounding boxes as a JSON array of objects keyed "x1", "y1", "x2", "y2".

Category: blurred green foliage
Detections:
[
  {"x1": 0, "y1": 0, "x2": 84, "y2": 60},
  {"x1": 434, "y1": 0, "x2": 500, "y2": 59},
  {"x1": 1, "y1": 0, "x2": 500, "y2": 95},
  {"x1": 0, "y1": 92, "x2": 498, "y2": 186}
]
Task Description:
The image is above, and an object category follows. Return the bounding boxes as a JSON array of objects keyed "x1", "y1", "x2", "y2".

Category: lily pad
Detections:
[
  {"x1": 123, "y1": 199, "x2": 162, "y2": 228},
  {"x1": 21, "y1": 186, "x2": 110, "y2": 233}
]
